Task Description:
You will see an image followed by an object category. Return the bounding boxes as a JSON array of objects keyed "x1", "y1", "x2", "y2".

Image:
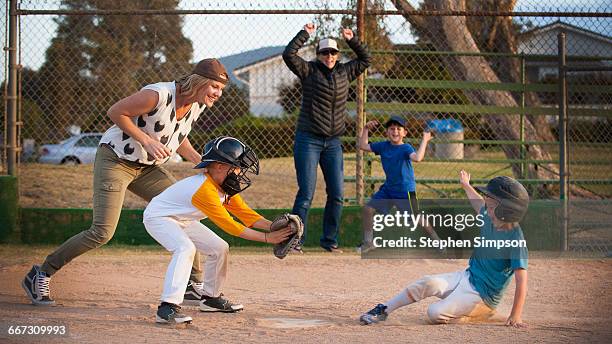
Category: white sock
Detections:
[{"x1": 384, "y1": 289, "x2": 412, "y2": 313}]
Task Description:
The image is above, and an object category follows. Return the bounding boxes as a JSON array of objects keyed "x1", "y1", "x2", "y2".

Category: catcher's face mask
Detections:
[
  {"x1": 195, "y1": 136, "x2": 259, "y2": 198},
  {"x1": 221, "y1": 167, "x2": 250, "y2": 197},
  {"x1": 220, "y1": 147, "x2": 259, "y2": 198}
]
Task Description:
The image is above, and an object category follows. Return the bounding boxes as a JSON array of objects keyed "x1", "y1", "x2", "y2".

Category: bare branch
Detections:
[{"x1": 389, "y1": 0, "x2": 425, "y2": 30}]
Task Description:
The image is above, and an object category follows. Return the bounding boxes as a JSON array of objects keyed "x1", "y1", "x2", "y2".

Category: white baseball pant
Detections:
[
  {"x1": 144, "y1": 217, "x2": 229, "y2": 305},
  {"x1": 403, "y1": 270, "x2": 494, "y2": 324}
]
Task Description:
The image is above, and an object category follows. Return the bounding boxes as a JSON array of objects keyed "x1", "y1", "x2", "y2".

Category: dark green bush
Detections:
[{"x1": 192, "y1": 114, "x2": 298, "y2": 159}]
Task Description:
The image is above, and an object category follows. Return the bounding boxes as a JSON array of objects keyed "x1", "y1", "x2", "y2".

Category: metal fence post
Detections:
[
  {"x1": 520, "y1": 55, "x2": 526, "y2": 179},
  {"x1": 6, "y1": 0, "x2": 18, "y2": 176},
  {"x1": 355, "y1": 0, "x2": 366, "y2": 205},
  {"x1": 558, "y1": 32, "x2": 569, "y2": 252}
]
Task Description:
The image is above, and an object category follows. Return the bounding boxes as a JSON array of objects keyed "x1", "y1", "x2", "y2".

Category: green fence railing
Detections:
[{"x1": 343, "y1": 49, "x2": 612, "y2": 204}]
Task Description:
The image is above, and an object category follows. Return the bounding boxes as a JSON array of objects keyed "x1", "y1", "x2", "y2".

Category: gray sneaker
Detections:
[
  {"x1": 156, "y1": 302, "x2": 192, "y2": 324},
  {"x1": 200, "y1": 294, "x2": 244, "y2": 313},
  {"x1": 22, "y1": 265, "x2": 55, "y2": 306},
  {"x1": 356, "y1": 243, "x2": 375, "y2": 254},
  {"x1": 360, "y1": 304, "x2": 388, "y2": 325},
  {"x1": 183, "y1": 280, "x2": 204, "y2": 306}
]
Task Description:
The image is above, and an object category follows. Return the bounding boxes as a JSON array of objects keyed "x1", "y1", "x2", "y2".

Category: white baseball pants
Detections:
[
  {"x1": 144, "y1": 217, "x2": 229, "y2": 305},
  {"x1": 404, "y1": 270, "x2": 495, "y2": 324}
]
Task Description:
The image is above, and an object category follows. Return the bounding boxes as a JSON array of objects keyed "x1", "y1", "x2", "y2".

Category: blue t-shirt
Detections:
[
  {"x1": 468, "y1": 207, "x2": 529, "y2": 308},
  {"x1": 370, "y1": 141, "x2": 416, "y2": 194}
]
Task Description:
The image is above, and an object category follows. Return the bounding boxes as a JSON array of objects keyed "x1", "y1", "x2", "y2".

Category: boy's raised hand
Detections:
[
  {"x1": 460, "y1": 170, "x2": 484, "y2": 212},
  {"x1": 304, "y1": 23, "x2": 315, "y2": 35},
  {"x1": 423, "y1": 131, "x2": 433, "y2": 142},
  {"x1": 364, "y1": 120, "x2": 379, "y2": 131},
  {"x1": 459, "y1": 170, "x2": 471, "y2": 186}
]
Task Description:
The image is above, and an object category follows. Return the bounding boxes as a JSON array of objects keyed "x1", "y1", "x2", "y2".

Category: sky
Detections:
[{"x1": 1, "y1": 0, "x2": 610, "y2": 80}]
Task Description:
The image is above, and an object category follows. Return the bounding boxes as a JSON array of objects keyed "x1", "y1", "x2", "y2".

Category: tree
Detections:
[
  {"x1": 195, "y1": 84, "x2": 249, "y2": 132},
  {"x1": 36, "y1": 16, "x2": 91, "y2": 139},
  {"x1": 390, "y1": 0, "x2": 594, "y2": 197},
  {"x1": 277, "y1": 79, "x2": 302, "y2": 114},
  {"x1": 463, "y1": 0, "x2": 555, "y2": 142},
  {"x1": 35, "y1": 0, "x2": 193, "y2": 138},
  {"x1": 370, "y1": 43, "x2": 470, "y2": 105},
  {"x1": 2, "y1": 68, "x2": 54, "y2": 144},
  {"x1": 340, "y1": 0, "x2": 395, "y2": 73}
]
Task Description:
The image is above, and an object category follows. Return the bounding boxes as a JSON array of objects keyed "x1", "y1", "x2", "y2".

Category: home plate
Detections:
[{"x1": 258, "y1": 317, "x2": 332, "y2": 329}]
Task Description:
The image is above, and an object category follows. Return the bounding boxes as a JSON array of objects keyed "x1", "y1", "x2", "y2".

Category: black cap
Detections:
[
  {"x1": 385, "y1": 115, "x2": 407, "y2": 128},
  {"x1": 475, "y1": 176, "x2": 530, "y2": 223}
]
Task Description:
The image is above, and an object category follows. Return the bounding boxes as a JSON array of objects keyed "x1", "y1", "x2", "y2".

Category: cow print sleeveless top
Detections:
[{"x1": 100, "y1": 82, "x2": 205, "y2": 165}]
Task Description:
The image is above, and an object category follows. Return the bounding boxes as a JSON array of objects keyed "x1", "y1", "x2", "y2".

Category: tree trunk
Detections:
[
  {"x1": 465, "y1": 0, "x2": 556, "y2": 143},
  {"x1": 390, "y1": 0, "x2": 596, "y2": 198}
]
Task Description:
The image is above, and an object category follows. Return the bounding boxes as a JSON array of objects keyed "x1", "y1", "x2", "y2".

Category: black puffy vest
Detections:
[{"x1": 297, "y1": 61, "x2": 350, "y2": 137}]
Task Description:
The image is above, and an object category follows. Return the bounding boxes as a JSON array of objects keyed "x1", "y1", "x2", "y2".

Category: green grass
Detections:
[{"x1": 343, "y1": 146, "x2": 612, "y2": 199}]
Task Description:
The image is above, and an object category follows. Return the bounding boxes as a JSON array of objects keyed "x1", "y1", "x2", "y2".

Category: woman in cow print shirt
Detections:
[{"x1": 22, "y1": 59, "x2": 229, "y2": 307}]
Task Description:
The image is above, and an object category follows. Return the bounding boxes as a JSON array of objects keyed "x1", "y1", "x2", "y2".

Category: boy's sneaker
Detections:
[
  {"x1": 156, "y1": 302, "x2": 192, "y2": 324},
  {"x1": 183, "y1": 280, "x2": 204, "y2": 306},
  {"x1": 22, "y1": 265, "x2": 55, "y2": 306},
  {"x1": 200, "y1": 294, "x2": 244, "y2": 313},
  {"x1": 360, "y1": 304, "x2": 388, "y2": 325}
]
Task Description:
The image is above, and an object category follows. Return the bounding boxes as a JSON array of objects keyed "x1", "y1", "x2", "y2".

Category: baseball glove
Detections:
[{"x1": 269, "y1": 213, "x2": 304, "y2": 259}]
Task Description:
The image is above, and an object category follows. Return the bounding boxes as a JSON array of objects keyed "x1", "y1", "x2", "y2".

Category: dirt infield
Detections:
[{"x1": 0, "y1": 245, "x2": 610, "y2": 344}]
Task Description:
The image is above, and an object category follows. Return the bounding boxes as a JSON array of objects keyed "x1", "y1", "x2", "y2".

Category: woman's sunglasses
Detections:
[{"x1": 318, "y1": 50, "x2": 339, "y2": 56}]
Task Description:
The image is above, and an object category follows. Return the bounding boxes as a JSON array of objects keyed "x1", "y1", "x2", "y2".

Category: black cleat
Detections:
[
  {"x1": 183, "y1": 280, "x2": 204, "y2": 306},
  {"x1": 22, "y1": 265, "x2": 55, "y2": 306},
  {"x1": 200, "y1": 294, "x2": 244, "y2": 313},
  {"x1": 360, "y1": 303, "x2": 388, "y2": 325},
  {"x1": 156, "y1": 302, "x2": 192, "y2": 324}
]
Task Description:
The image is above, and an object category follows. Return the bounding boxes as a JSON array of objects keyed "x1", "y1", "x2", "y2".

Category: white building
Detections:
[
  {"x1": 233, "y1": 45, "x2": 316, "y2": 117},
  {"x1": 518, "y1": 21, "x2": 612, "y2": 80}
]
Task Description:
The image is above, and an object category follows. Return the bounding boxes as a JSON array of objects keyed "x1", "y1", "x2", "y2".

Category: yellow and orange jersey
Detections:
[{"x1": 143, "y1": 173, "x2": 262, "y2": 236}]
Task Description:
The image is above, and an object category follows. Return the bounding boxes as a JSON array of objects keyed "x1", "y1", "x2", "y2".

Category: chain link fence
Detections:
[
  {"x1": 1, "y1": 1, "x2": 8, "y2": 171},
  {"x1": 563, "y1": 37, "x2": 612, "y2": 254},
  {"x1": 2, "y1": 1, "x2": 611, "y2": 218}
]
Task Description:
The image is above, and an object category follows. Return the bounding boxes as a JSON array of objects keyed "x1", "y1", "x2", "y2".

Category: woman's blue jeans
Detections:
[{"x1": 292, "y1": 130, "x2": 344, "y2": 249}]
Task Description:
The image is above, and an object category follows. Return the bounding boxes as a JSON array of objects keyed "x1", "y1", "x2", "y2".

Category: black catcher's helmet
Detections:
[
  {"x1": 195, "y1": 136, "x2": 258, "y2": 172},
  {"x1": 475, "y1": 176, "x2": 530, "y2": 223},
  {"x1": 195, "y1": 136, "x2": 259, "y2": 196}
]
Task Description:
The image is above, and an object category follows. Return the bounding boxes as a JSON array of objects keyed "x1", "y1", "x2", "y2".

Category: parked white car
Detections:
[
  {"x1": 38, "y1": 133, "x2": 183, "y2": 165},
  {"x1": 39, "y1": 133, "x2": 103, "y2": 165}
]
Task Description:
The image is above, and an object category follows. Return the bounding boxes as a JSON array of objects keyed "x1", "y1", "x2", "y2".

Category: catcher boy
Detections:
[
  {"x1": 143, "y1": 136, "x2": 298, "y2": 324},
  {"x1": 360, "y1": 171, "x2": 529, "y2": 327}
]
